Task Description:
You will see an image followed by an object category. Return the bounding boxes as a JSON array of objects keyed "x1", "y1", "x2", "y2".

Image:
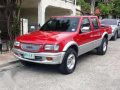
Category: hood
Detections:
[{"x1": 16, "y1": 31, "x2": 75, "y2": 44}]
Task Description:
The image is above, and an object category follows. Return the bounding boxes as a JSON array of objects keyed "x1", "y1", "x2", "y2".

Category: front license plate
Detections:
[{"x1": 23, "y1": 53, "x2": 35, "y2": 59}]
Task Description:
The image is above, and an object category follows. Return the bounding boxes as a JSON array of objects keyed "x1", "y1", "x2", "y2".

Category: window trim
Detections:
[{"x1": 91, "y1": 17, "x2": 99, "y2": 30}]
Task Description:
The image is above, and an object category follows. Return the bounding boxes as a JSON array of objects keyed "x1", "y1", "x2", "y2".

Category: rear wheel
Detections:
[
  {"x1": 59, "y1": 48, "x2": 77, "y2": 74},
  {"x1": 97, "y1": 38, "x2": 108, "y2": 55}
]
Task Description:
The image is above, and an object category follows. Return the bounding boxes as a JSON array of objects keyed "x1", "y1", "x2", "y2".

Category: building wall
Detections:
[
  {"x1": 20, "y1": 0, "x2": 76, "y2": 33},
  {"x1": 38, "y1": 0, "x2": 76, "y2": 25},
  {"x1": 21, "y1": 8, "x2": 38, "y2": 24},
  {"x1": 45, "y1": 6, "x2": 71, "y2": 21}
]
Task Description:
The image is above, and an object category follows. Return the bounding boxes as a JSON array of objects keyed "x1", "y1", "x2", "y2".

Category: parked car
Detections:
[
  {"x1": 13, "y1": 16, "x2": 112, "y2": 74},
  {"x1": 100, "y1": 19, "x2": 120, "y2": 40}
]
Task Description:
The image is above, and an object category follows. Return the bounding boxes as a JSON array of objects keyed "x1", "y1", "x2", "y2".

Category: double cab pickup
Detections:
[{"x1": 13, "y1": 16, "x2": 112, "y2": 74}]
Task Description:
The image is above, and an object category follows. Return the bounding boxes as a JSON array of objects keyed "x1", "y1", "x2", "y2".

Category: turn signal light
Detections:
[{"x1": 46, "y1": 57, "x2": 53, "y2": 61}]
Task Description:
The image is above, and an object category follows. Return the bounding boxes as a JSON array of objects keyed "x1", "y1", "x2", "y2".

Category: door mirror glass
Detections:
[{"x1": 81, "y1": 26, "x2": 90, "y2": 33}]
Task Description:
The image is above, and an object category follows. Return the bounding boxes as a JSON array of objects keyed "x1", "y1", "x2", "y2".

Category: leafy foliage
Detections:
[
  {"x1": 97, "y1": 1, "x2": 114, "y2": 15},
  {"x1": 77, "y1": 0, "x2": 120, "y2": 17},
  {"x1": 77, "y1": 0, "x2": 91, "y2": 14},
  {"x1": 96, "y1": 0, "x2": 120, "y2": 17},
  {"x1": 2, "y1": 0, "x2": 22, "y2": 49},
  {"x1": 11, "y1": 17, "x2": 20, "y2": 37},
  {"x1": 112, "y1": 0, "x2": 120, "y2": 17}
]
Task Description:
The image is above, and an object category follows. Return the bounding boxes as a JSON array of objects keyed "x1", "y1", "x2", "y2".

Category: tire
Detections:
[
  {"x1": 59, "y1": 48, "x2": 77, "y2": 74},
  {"x1": 112, "y1": 31, "x2": 118, "y2": 41},
  {"x1": 117, "y1": 31, "x2": 120, "y2": 38},
  {"x1": 97, "y1": 38, "x2": 108, "y2": 55},
  {"x1": 20, "y1": 60, "x2": 34, "y2": 67}
]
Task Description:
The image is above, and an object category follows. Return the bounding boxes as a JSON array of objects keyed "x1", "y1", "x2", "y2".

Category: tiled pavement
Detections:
[{"x1": 0, "y1": 51, "x2": 18, "y2": 67}]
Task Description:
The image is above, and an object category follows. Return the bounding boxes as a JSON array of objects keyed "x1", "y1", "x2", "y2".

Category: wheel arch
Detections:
[
  {"x1": 102, "y1": 32, "x2": 108, "y2": 40},
  {"x1": 62, "y1": 41, "x2": 79, "y2": 55}
]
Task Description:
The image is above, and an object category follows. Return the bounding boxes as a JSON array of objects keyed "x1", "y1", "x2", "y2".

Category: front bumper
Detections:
[{"x1": 13, "y1": 48, "x2": 65, "y2": 65}]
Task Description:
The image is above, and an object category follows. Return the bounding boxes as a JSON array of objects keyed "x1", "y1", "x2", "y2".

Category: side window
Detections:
[
  {"x1": 91, "y1": 17, "x2": 99, "y2": 30},
  {"x1": 80, "y1": 18, "x2": 90, "y2": 33}
]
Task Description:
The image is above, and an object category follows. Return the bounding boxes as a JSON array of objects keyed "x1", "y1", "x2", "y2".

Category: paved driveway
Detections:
[{"x1": 0, "y1": 39, "x2": 120, "y2": 90}]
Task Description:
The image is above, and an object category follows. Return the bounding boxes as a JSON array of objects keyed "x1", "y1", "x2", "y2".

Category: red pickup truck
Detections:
[{"x1": 13, "y1": 16, "x2": 112, "y2": 74}]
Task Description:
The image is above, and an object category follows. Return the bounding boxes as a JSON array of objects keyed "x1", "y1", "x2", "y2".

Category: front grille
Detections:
[{"x1": 21, "y1": 43, "x2": 41, "y2": 52}]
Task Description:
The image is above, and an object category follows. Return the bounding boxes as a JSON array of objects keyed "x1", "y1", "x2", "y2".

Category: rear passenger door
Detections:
[
  {"x1": 90, "y1": 17, "x2": 102, "y2": 47},
  {"x1": 77, "y1": 17, "x2": 94, "y2": 55}
]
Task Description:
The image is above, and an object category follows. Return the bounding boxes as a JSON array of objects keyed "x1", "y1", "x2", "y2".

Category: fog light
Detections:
[{"x1": 46, "y1": 57, "x2": 53, "y2": 61}]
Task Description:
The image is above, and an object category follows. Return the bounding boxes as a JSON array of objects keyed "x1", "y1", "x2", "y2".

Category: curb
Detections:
[{"x1": 0, "y1": 60, "x2": 19, "y2": 68}]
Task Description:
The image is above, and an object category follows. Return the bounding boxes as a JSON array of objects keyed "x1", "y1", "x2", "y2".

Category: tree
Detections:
[
  {"x1": 112, "y1": 0, "x2": 120, "y2": 18},
  {"x1": 76, "y1": 0, "x2": 91, "y2": 14},
  {"x1": 2, "y1": 0, "x2": 22, "y2": 49},
  {"x1": 96, "y1": 0, "x2": 114, "y2": 18}
]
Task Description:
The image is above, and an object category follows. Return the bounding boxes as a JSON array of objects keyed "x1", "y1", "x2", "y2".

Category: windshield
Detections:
[
  {"x1": 40, "y1": 17, "x2": 80, "y2": 32},
  {"x1": 100, "y1": 19, "x2": 117, "y2": 25}
]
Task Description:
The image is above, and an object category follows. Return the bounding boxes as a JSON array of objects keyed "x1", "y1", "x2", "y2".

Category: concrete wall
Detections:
[
  {"x1": 21, "y1": 0, "x2": 76, "y2": 26},
  {"x1": 45, "y1": 6, "x2": 71, "y2": 21},
  {"x1": 21, "y1": 8, "x2": 38, "y2": 24},
  {"x1": 38, "y1": 0, "x2": 76, "y2": 25}
]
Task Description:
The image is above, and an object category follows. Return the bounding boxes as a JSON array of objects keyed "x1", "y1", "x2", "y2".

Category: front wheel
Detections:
[
  {"x1": 97, "y1": 38, "x2": 108, "y2": 55},
  {"x1": 59, "y1": 48, "x2": 77, "y2": 74}
]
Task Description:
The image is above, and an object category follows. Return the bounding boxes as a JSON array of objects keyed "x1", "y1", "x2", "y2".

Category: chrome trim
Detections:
[
  {"x1": 13, "y1": 48, "x2": 65, "y2": 65},
  {"x1": 21, "y1": 43, "x2": 41, "y2": 52}
]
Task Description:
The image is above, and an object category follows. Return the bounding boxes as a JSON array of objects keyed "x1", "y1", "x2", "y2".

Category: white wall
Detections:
[
  {"x1": 38, "y1": 0, "x2": 76, "y2": 25},
  {"x1": 45, "y1": 6, "x2": 71, "y2": 21}
]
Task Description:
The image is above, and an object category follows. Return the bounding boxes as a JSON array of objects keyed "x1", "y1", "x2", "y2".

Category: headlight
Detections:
[
  {"x1": 14, "y1": 41, "x2": 20, "y2": 46},
  {"x1": 44, "y1": 45, "x2": 59, "y2": 51}
]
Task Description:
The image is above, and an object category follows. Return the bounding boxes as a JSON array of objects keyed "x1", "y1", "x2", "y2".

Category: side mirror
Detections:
[{"x1": 81, "y1": 26, "x2": 90, "y2": 33}]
